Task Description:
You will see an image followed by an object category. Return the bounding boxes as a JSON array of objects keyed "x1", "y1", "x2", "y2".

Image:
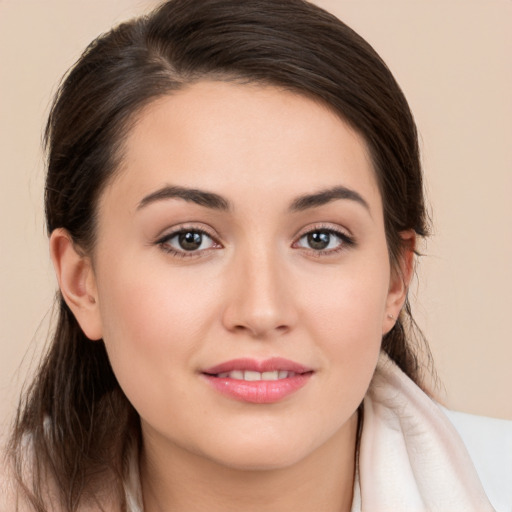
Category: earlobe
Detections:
[
  {"x1": 383, "y1": 230, "x2": 416, "y2": 334},
  {"x1": 49, "y1": 228, "x2": 103, "y2": 340}
]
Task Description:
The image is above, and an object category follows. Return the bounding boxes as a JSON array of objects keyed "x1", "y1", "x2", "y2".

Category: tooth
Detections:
[
  {"x1": 244, "y1": 370, "x2": 261, "y2": 381},
  {"x1": 218, "y1": 370, "x2": 298, "y2": 381}
]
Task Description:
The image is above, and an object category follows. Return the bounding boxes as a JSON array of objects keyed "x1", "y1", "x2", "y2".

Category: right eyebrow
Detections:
[
  {"x1": 136, "y1": 185, "x2": 231, "y2": 211},
  {"x1": 289, "y1": 185, "x2": 370, "y2": 214}
]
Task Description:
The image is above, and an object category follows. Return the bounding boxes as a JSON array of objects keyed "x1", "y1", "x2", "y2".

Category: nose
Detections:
[{"x1": 221, "y1": 247, "x2": 298, "y2": 339}]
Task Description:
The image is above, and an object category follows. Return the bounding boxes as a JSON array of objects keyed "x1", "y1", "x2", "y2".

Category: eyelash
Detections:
[
  {"x1": 156, "y1": 226, "x2": 221, "y2": 259},
  {"x1": 155, "y1": 224, "x2": 355, "y2": 259},
  {"x1": 293, "y1": 224, "x2": 356, "y2": 257}
]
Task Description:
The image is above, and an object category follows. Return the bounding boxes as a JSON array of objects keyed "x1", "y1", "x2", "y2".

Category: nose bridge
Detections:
[{"x1": 223, "y1": 240, "x2": 296, "y2": 337}]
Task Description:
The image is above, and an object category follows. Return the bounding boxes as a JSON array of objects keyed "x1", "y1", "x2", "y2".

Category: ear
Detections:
[
  {"x1": 383, "y1": 230, "x2": 416, "y2": 334},
  {"x1": 49, "y1": 228, "x2": 103, "y2": 340}
]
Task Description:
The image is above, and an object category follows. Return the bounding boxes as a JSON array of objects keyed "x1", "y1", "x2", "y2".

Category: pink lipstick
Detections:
[{"x1": 201, "y1": 358, "x2": 313, "y2": 404}]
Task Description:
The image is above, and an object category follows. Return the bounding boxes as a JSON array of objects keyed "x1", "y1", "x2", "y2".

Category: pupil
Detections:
[
  {"x1": 308, "y1": 231, "x2": 330, "y2": 250},
  {"x1": 178, "y1": 231, "x2": 202, "y2": 251}
]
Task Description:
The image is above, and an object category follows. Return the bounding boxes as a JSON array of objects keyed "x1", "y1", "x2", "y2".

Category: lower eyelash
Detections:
[
  {"x1": 297, "y1": 227, "x2": 356, "y2": 257},
  {"x1": 158, "y1": 244, "x2": 195, "y2": 258},
  {"x1": 155, "y1": 226, "x2": 354, "y2": 258},
  {"x1": 156, "y1": 228, "x2": 218, "y2": 258}
]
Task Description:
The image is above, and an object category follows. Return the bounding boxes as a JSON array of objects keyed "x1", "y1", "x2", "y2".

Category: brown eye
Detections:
[
  {"x1": 298, "y1": 230, "x2": 340, "y2": 251},
  {"x1": 295, "y1": 228, "x2": 354, "y2": 253},
  {"x1": 178, "y1": 231, "x2": 203, "y2": 251},
  {"x1": 160, "y1": 229, "x2": 217, "y2": 253},
  {"x1": 306, "y1": 231, "x2": 331, "y2": 250}
]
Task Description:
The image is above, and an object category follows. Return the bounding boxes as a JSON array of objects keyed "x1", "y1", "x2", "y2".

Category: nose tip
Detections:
[
  {"x1": 229, "y1": 310, "x2": 292, "y2": 339},
  {"x1": 221, "y1": 255, "x2": 297, "y2": 339}
]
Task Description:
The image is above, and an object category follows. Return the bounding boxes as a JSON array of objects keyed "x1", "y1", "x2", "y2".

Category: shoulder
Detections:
[{"x1": 441, "y1": 407, "x2": 512, "y2": 512}]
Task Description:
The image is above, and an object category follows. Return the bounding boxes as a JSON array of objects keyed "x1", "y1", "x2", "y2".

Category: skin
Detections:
[{"x1": 50, "y1": 81, "x2": 413, "y2": 512}]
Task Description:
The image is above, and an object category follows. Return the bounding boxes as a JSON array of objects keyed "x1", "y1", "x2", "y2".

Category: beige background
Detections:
[{"x1": 1, "y1": 0, "x2": 511, "y2": 434}]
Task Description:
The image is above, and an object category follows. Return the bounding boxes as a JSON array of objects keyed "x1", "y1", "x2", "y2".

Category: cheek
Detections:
[
  {"x1": 94, "y1": 259, "x2": 218, "y2": 412},
  {"x1": 298, "y1": 258, "x2": 389, "y2": 397},
  {"x1": 97, "y1": 252, "x2": 219, "y2": 338},
  {"x1": 301, "y1": 262, "x2": 390, "y2": 343}
]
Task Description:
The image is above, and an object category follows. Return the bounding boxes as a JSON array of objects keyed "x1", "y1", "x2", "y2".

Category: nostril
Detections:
[{"x1": 229, "y1": 322, "x2": 290, "y2": 338}]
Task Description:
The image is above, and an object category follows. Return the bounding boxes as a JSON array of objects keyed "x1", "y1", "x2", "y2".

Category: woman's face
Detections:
[{"x1": 81, "y1": 81, "x2": 405, "y2": 470}]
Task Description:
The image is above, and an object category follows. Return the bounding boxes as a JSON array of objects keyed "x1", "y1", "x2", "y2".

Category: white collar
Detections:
[{"x1": 354, "y1": 351, "x2": 494, "y2": 511}]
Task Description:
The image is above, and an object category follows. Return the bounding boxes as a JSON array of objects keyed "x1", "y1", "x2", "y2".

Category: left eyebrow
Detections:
[
  {"x1": 289, "y1": 186, "x2": 370, "y2": 213},
  {"x1": 136, "y1": 185, "x2": 231, "y2": 211}
]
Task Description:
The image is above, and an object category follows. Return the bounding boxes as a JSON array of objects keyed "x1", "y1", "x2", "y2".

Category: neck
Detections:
[{"x1": 140, "y1": 412, "x2": 359, "y2": 512}]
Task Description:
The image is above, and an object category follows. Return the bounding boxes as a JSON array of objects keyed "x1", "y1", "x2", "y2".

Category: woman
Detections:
[{"x1": 2, "y1": 0, "x2": 510, "y2": 510}]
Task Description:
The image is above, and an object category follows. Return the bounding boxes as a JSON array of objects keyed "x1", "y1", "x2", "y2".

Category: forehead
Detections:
[{"x1": 101, "y1": 81, "x2": 382, "y2": 215}]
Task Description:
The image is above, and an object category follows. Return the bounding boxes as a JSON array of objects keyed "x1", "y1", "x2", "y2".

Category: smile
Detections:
[
  {"x1": 215, "y1": 370, "x2": 297, "y2": 380},
  {"x1": 202, "y1": 358, "x2": 313, "y2": 404}
]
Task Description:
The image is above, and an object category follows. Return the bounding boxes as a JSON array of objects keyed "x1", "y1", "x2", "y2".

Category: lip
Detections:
[
  {"x1": 201, "y1": 358, "x2": 314, "y2": 404},
  {"x1": 203, "y1": 357, "x2": 311, "y2": 375}
]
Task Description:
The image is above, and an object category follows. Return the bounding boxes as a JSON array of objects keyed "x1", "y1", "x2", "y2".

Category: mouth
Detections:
[
  {"x1": 201, "y1": 358, "x2": 314, "y2": 404},
  {"x1": 213, "y1": 369, "x2": 301, "y2": 381}
]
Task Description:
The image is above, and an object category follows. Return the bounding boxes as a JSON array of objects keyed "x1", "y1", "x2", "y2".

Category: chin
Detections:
[
  {"x1": 185, "y1": 408, "x2": 360, "y2": 473},
  {"x1": 197, "y1": 431, "x2": 324, "y2": 472},
  {"x1": 210, "y1": 448, "x2": 309, "y2": 472}
]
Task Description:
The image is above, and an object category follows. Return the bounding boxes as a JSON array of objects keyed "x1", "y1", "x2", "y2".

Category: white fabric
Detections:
[
  {"x1": 125, "y1": 449, "x2": 143, "y2": 512},
  {"x1": 356, "y1": 352, "x2": 498, "y2": 511},
  {"x1": 442, "y1": 408, "x2": 512, "y2": 512},
  {"x1": 125, "y1": 352, "x2": 511, "y2": 511}
]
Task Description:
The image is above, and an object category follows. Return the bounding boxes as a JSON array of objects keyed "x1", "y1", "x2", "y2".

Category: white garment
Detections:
[
  {"x1": 443, "y1": 408, "x2": 512, "y2": 512},
  {"x1": 354, "y1": 352, "x2": 511, "y2": 511},
  {"x1": 125, "y1": 352, "x2": 512, "y2": 511}
]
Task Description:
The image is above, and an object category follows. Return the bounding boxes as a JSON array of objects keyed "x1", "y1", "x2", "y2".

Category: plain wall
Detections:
[{"x1": 1, "y1": 0, "x2": 511, "y2": 436}]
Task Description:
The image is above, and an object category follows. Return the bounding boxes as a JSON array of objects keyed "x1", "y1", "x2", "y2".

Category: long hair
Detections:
[{"x1": 9, "y1": 0, "x2": 431, "y2": 509}]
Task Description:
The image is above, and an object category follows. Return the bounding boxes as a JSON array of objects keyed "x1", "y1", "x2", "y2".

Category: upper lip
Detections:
[{"x1": 203, "y1": 357, "x2": 312, "y2": 375}]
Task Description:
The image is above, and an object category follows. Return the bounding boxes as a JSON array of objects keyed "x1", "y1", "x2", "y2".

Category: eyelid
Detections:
[
  {"x1": 293, "y1": 222, "x2": 354, "y2": 241},
  {"x1": 292, "y1": 223, "x2": 356, "y2": 254},
  {"x1": 154, "y1": 222, "x2": 220, "y2": 242},
  {"x1": 154, "y1": 223, "x2": 223, "y2": 257}
]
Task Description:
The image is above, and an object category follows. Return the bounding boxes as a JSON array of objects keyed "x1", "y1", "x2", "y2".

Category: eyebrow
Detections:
[
  {"x1": 137, "y1": 184, "x2": 369, "y2": 214},
  {"x1": 289, "y1": 186, "x2": 370, "y2": 213},
  {"x1": 137, "y1": 185, "x2": 231, "y2": 211}
]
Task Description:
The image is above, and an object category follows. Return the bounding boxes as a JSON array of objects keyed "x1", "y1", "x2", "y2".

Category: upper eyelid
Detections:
[
  {"x1": 153, "y1": 222, "x2": 353, "y2": 246},
  {"x1": 292, "y1": 224, "x2": 356, "y2": 253},
  {"x1": 155, "y1": 223, "x2": 221, "y2": 243},
  {"x1": 293, "y1": 222, "x2": 353, "y2": 240},
  {"x1": 156, "y1": 228, "x2": 222, "y2": 258}
]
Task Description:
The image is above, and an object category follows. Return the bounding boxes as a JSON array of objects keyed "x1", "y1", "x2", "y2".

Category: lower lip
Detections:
[{"x1": 202, "y1": 373, "x2": 312, "y2": 404}]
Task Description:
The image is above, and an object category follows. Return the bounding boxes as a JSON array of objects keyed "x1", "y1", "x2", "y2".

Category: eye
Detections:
[
  {"x1": 158, "y1": 229, "x2": 219, "y2": 255},
  {"x1": 294, "y1": 228, "x2": 354, "y2": 253}
]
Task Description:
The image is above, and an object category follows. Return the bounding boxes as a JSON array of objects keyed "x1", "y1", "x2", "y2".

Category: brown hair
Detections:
[{"x1": 9, "y1": 0, "x2": 430, "y2": 509}]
